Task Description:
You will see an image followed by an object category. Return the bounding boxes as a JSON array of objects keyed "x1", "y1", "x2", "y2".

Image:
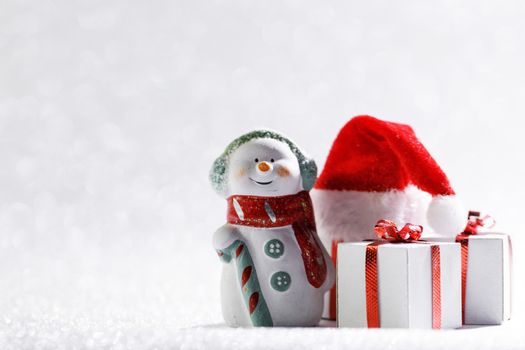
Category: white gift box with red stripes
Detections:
[
  {"x1": 337, "y1": 241, "x2": 462, "y2": 329},
  {"x1": 454, "y1": 233, "x2": 512, "y2": 325}
]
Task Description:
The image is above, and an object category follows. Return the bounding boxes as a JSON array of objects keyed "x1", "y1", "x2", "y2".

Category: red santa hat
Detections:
[{"x1": 312, "y1": 115, "x2": 466, "y2": 241}]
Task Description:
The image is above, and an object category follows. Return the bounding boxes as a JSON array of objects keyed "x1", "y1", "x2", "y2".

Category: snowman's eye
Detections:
[
  {"x1": 270, "y1": 158, "x2": 275, "y2": 163},
  {"x1": 254, "y1": 158, "x2": 259, "y2": 163}
]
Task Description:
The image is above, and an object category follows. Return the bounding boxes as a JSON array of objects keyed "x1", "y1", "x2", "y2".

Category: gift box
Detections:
[
  {"x1": 454, "y1": 211, "x2": 512, "y2": 325},
  {"x1": 337, "y1": 220, "x2": 462, "y2": 329}
]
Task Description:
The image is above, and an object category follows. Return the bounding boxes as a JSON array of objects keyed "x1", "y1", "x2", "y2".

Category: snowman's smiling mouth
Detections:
[{"x1": 249, "y1": 178, "x2": 273, "y2": 185}]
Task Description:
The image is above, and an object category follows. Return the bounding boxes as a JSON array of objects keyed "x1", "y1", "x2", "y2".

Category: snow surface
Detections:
[{"x1": 1, "y1": 0, "x2": 525, "y2": 349}]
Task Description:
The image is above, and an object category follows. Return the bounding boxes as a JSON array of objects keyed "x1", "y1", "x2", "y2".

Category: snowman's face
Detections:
[{"x1": 227, "y1": 138, "x2": 302, "y2": 197}]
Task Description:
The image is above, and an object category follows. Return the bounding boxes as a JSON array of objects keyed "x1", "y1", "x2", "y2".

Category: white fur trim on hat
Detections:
[{"x1": 311, "y1": 185, "x2": 433, "y2": 241}]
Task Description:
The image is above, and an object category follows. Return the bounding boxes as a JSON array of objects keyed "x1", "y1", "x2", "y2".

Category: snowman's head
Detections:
[{"x1": 210, "y1": 130, "x2": 317, "y2": 197}]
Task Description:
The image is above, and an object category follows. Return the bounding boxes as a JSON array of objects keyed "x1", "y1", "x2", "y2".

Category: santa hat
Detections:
[{"x1": 312, "y1": 115, "x2": 466, "y2": 239}]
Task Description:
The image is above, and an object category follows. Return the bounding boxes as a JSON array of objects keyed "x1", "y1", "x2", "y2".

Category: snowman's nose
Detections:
[{"x1": 257, "y1": 161, "x2": 272, "y2": 173}]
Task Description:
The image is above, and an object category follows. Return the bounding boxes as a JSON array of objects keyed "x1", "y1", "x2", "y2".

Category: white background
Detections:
[{"x1": 1, "y1": 0, "x2": 524, "y2": 349}]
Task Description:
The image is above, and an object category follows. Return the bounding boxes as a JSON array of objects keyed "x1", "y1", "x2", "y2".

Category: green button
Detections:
[
  {"x1": 264, "y1": 239, "x2": 284, "y2": 259},
  {"x1": 270, "y1": 271, "x2": 291, "y2": 292}
]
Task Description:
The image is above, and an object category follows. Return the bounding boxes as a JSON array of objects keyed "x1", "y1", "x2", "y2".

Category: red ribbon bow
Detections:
[
  {"x1": 374, "y1": 219, "x2": 423, "y2": 242},
  {"x1": 463, "y1": 211, "x2": 496, "y2": 235}
]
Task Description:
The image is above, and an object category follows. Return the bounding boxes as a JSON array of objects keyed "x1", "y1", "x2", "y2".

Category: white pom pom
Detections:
[{"x1": 427, "y1": 195, "x2": 467, "y2": 237}]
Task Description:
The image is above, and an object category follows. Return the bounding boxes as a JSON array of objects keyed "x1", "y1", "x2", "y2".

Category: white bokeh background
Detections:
[{"x1": 1, "y1": 0, "x2": 524, "y2": 349}]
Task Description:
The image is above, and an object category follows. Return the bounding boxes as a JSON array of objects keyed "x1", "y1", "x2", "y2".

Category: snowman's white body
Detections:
[
  {"x1": 215, "y1": 224, "x2": 331, "y2": 326},
  {"x1": 212, "y1": 138, "x2": 334, "y2": 327}
]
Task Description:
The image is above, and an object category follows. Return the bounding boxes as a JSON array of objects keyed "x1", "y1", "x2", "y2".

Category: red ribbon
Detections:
[
  {"x1": 329, "y1": 240, "x2": 343, "y2": 320},
  {"x1": 456, "y1": 211, "x2": 496, "y2": 323},
  {"x1": 461, "y1": 211, "x2": 496, "y2": 235},
  {"x1": 374, "y1": 219, "x2": 423, "y2": 242},
  {"x1": 365, "y1": 220, "x2": 442, "y2": 329}
]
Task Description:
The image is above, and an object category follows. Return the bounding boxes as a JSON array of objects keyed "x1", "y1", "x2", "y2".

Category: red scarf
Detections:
[{"x1": 227, "y1": 191, "x2": 327, "y2": 288}]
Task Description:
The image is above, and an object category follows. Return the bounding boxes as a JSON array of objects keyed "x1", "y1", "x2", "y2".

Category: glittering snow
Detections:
[{"x1": 1, "y1": 0, "x2": 525, "y2": 349}]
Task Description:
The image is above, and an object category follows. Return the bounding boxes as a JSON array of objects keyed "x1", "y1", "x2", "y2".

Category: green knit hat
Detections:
[{"x1": 209, "y1": 130, "x2": 317, "y2": 195}]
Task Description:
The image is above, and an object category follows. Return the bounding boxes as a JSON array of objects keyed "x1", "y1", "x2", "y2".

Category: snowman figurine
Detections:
[{"x1": 210, "y1": 130, "x2": 335, "y2": 327}]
